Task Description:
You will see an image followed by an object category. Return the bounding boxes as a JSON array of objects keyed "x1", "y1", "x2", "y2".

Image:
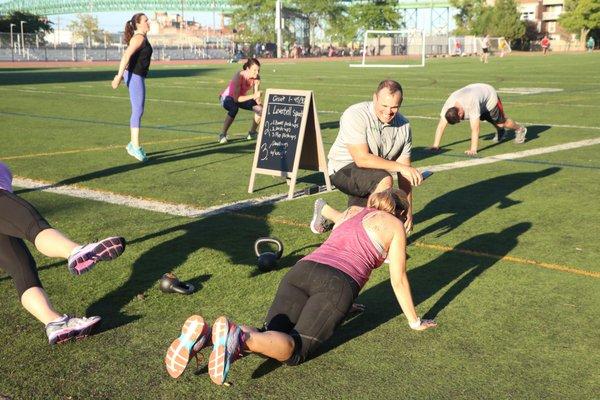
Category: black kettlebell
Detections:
[{"x1": 255, "y1": 237, "x2": 284, "y2": 272}]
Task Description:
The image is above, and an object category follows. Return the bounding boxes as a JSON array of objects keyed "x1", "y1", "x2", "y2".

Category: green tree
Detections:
[
  {"x1": 0, "y1": 11, "x2": 53, "y2": 46},
  {"x1": 489, "y1": 0, "x2": 525, "y2": 40},
  {"x1": 328, "y1": 0, "x2": 402, "y2": 45},
  {"x1": 292, "y1": 0, "x2": 344, "y2": 45},
  {"x1": 450, "y1": 0, "x2": 494, "y2": 35},
  {"x1": 559, "y1": 0, "x2": 600, "y2": 46},
  {"x1": 67, "y1": 14, "x2": 106, "y2": 47},
  {"x1": 229, "y1": 0, "x2": 293, "y2": 46}
]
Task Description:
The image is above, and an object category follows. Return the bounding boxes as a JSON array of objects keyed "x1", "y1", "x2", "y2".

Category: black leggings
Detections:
[
  {"x1": 0, "y1": 190, "x2": 52, "y2": 297},
  {"x1": 264, "y1": 260, "x2": 360, "y2": 365}
]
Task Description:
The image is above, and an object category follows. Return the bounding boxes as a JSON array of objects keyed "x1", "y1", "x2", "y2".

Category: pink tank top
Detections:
[
  {"x1": 0, "y1": 162, "x2": 13, "y2": 193},
  {"x1": 303, "y1": 208, "x2": 386, "y2": 289},
  {"x1": 221, "y1": 72, "x2": 255, "y2": 98}
]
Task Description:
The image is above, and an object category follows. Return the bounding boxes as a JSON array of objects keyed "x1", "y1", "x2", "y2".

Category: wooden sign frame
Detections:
[{"x1": 248, "y1": 89, "x2": 332, "y2": 199}]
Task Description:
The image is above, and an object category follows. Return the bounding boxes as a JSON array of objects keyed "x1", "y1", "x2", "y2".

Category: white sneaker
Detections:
[
  {"x1": 515, "y1": 127, "x2": 527, "y2": 144},
  {"x1": 218, "y1": 133, "x2": 228, "y2": 144},
  {"x1": 46, "y1": 315, "x2": 101, "y2": 345}
]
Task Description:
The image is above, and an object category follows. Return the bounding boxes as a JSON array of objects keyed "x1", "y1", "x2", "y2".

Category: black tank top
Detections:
[{"x1": 127, "y1": 34, "x2": 153, "y2": 77}]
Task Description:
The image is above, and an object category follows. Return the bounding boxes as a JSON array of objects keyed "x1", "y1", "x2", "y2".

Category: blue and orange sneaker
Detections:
[
  {"x1": 208, "y1": 316, "x2": 246, "y2": 385},
  {"x1": 165, "y1": 315, "x2": 212, "y2": 378},
  {"x1": 67, "y1": 237, "x2": 126, "y2": 276},
  {"x1": 45, "y1": 315, "x2": 101, "y2": 345}
]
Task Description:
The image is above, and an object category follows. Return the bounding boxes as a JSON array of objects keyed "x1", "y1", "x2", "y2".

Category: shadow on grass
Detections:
[
  {"x1": 15, "y1": 139, "x2": 256, "y2": 195},
  {"x1": 410, "y1": 167, "x2": 560, "y2": 242},
  {"x1": 0, "y1": 67, "x2": 218, "y2": 86},
  {"x1": 313, "y1": 222, "x2": 531, "y2": 360},
  {"x1": 86, "y1": 207, "x2": 275, "y2": 331}
]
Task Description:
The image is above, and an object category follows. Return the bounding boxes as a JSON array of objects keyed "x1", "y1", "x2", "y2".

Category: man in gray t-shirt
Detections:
[
  {"x1": 323, "y1": 80, "x2": 423, "y2": 233},
  {"x1": 430, "y1": 83, "x2": 527, "y2": 156}
]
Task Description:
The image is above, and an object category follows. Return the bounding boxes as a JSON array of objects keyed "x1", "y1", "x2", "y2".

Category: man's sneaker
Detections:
[
  {"x1": 126, "y1": 142, "x2": 148, "y2": 162},
  {"x1": 515, "y1": 127, "x2": 527, "y2": 144},
  {"x1": 165, "y1": 315, "x2": 211, "y2": 378},
  {"x1": 67, "y1": 236, "x2": 126, "y2": 276},
  {"x1": 208, "y1": 316, "x2": 246, "y2": 385},
  {"x1": 218, "y1": 133, "x2": 228, "y2": 144},
  {"x1": 46, "y1": 315, "x2": 101, "y2": 345},
  {"x1": 492, "y1": 128, "x2": 506, "y2": 143},
  {"x1": 310, "y1": 198, "x2": 333, "y2": 234},
  {"x1": 246, "y1": 131, "x2": 257, "y2": 140}
]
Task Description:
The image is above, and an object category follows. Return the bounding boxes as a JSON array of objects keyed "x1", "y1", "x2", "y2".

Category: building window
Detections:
[{"x1": 547, "y1": 21, "x2": 556, "y2": 33}]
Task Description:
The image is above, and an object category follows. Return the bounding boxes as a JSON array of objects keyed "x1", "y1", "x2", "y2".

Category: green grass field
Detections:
[{"x1": 1, "y1": 53, "x2": 599, "y2": 399}]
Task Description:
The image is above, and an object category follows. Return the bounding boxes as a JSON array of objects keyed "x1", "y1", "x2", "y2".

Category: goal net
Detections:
[{"x1": 350, "y1": 30, "x2": 426, "y2": 68}]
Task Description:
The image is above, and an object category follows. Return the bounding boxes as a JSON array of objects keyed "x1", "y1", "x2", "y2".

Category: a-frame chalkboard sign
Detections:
[{"x1": 248, "y1": 89, "x2": 332, "y2": 199}]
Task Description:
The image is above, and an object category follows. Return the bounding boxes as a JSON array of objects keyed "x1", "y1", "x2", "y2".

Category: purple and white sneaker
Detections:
[
  {"x1": 67, "y1": 236, "x2": 126, "y2": 276},
  {"x1": 46, "y1": 315, "x2": 101, "y2": 345}
]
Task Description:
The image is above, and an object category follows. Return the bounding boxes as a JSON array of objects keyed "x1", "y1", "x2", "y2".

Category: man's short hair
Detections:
[
  {"x1": 445, "y1": 107, "x2": 461, "y2": 124},
  {"x1": 376, "y1": 80, "x2": 403, "y2": 97}
]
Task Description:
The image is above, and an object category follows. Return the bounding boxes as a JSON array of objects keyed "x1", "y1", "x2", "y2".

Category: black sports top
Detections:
[{"x1": 127, "y1": 34, "x2": 153, "y2": 77}]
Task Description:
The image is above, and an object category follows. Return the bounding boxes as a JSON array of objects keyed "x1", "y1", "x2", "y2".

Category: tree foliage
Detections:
[
  {"x1": 328, "y1": 0, "x2": 403, "y2": 45},
  {"x1": 229, "y1": 0, "x2": 293, "y2": 45},
  {"x1": 489, "y1": 0, "x2": 525, "y2": 40},
  {"x1": 451, "y1": 0, "x2": 524, "y2": 40},
  {"x1": 559, "y1": 0, "x2": 600, "y2": 41},
  {"x1": 67, "y1": 14, "x2": 108, "y2": 46},
  {"x1": 0, "y1": 11, "x2": 53, "y2": 45}
]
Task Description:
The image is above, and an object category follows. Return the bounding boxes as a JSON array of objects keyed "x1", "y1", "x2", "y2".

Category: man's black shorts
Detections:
[{"x1": 330, "y1": 163, "x2": 391, "y2": 207}]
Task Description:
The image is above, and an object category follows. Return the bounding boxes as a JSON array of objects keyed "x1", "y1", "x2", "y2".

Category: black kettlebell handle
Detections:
[{"x1": 254, "y1": 237, "x2": 284, "y2": 259}]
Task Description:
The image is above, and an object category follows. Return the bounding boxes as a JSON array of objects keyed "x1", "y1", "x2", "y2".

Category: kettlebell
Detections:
[{"x1": 254, "y1": 237, "x2": 284, "y2": 271}]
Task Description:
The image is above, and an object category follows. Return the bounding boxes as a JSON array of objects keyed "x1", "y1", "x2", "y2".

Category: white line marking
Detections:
[
  {"x1": 3, "y1": 87, "x2": 600, "y2": 127},
  {"x1": 12, "y1": 138, "x2": 600, "y2": 218},
  {"x1": 12, "y1": 177, "x2": 293, "y2": 218},
  {"x1": 423, "y1": 138, "x2": 600, "y2": 172}
]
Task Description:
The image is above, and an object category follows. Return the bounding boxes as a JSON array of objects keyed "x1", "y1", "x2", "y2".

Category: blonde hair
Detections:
[{"x1": 367, "y1": 189, "x2": 409, "y2": 217}]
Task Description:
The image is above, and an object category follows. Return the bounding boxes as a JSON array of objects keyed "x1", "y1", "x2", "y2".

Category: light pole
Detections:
[
  {"x1": 20, "y1": 21, "x2": 26, "y2": 54},
  {"x1": 10, "y1": 23, "x2": 16, "y2": 61}
]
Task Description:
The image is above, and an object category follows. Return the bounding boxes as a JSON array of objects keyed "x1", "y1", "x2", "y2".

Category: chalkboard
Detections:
[
  {"x1": 257, "y1": 93, "x2": 306, "y2": 172},
  {"x1": 248, "y1": 89, "x2": 332, "y2": 199}
]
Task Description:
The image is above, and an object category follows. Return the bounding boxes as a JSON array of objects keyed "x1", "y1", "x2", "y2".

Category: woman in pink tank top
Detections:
[
  {"x1": 218, "y1": 58, "x2": 263, "y2": 144},
  {"x1": 165, "y1": 189, "x2": 436, "y2": 384}
]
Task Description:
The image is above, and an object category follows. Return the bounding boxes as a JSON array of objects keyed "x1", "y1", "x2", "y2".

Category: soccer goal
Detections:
[{"x1": 350, "y1": 30, "x2": 426, "y2": 68}]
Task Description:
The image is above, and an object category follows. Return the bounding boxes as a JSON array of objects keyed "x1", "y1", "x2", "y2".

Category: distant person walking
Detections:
[
  {"x1": 0, "y1": 162, "x2": 125, "y2": 345},
  {"x1": 430, "y1": 83, "x2": 527, "y2": 156},
  {"x1": 218, "y1": 58, "x2": 262, "y2": 144},
  {"x1": 481, "y1": 35, "x2": 490, "y2": 63},
  {"x1": 587, "y1": 36, "x2": 595, "y2": 52},
  {"x1": 111, "y1": 13, "x2": 153, "y2": 162},
  {"x1": 541, "y1": 35, "x2": 550, "y2": 55}
]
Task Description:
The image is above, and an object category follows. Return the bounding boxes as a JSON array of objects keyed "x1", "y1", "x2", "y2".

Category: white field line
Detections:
[
  {"x1": 4, "y1": 86, "x2": 600, "y2": 117},
  {"x1": 422, "y1": 137, "x2": 600, "y2": 172},
  {"x1": 2, "y1": 88, "x2": 600, "y2": 131},
  {"x1": 12, "y1": 177, "x2": 291, "y2": 218},
  {"x1": 12, "y1": 137, "x2": 600, "y2": 219}
]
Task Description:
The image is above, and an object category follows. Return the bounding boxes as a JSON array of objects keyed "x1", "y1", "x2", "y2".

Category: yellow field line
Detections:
[
  {"x1": 1, "y1": 136, "x2": 209, "y2": 160},
  {"x1": 411, "y1": 242, "x2": 599, "y2": 278},
  {"x1": 233, "y1": 212, "x2": 598, "y2": 279}
]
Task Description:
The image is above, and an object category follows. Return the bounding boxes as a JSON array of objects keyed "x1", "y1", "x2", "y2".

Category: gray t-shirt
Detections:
[
  {"x1": 327, "y1": 101, "x2": 412, "y2": 175},
  {"x1": 440, "y1": 83, "x2": 499, "y2": 121}
]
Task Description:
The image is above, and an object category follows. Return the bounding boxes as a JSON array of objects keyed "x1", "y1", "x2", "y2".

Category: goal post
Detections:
[{"x1": 350, "y1": 30, "x2": 426, "y2": 68}]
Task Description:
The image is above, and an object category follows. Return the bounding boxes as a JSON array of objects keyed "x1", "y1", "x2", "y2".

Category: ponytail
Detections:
[
  {"x1": 242, "y1": 57, "x2": 260, "y2": 70},
  {"x1": 366, "y1": 188, "x2": 409, "y2": 219}
]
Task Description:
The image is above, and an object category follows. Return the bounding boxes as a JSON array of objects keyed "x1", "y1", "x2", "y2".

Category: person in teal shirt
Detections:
[{"x1": 587, "y1": 36, "x2": 595, "y2": 52}]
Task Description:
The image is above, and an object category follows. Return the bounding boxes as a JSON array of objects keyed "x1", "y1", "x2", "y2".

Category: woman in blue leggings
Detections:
[{"x1": 112, "y1": 13, "x2": 153, "y2": 162}]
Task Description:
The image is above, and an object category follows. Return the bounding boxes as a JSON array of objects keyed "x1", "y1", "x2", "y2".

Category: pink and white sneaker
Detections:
[
  {"x1": 45, "y1": 315, "x2": 101, "y2": 345},
  {"x1": 67, "y1": 236, "x2": 125, "y2": 275}
]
